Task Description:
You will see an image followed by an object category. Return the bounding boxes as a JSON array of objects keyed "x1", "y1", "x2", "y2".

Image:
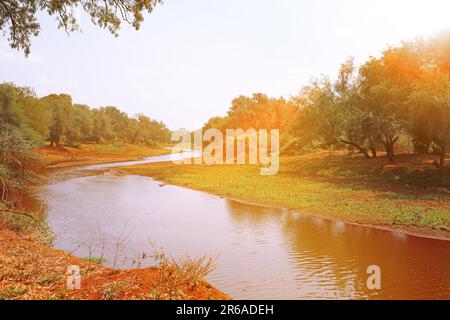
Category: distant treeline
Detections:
[
  {"x1": 0, "y1": 86, "x2": 171, "y2": 148},
  {"x1": 0, "y1": 86, "x2": 170, "y2": 202},
  {"x1": 202, "y1": 32, "x2": 449, "y2": 169}
]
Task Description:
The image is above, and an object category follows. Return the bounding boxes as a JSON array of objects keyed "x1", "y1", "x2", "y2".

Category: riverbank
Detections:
[
  {"x1": 37, "y1": 143, "x2": 171, "y2": 168},
  {"x1": 0, "y1": 144, "x2": 228, "y2": 300},
  {"x1": 0, "y1": 221, "x2": 227, "y2": 300},
  {"x1": 120, "y1": 152, "x2": 450, "y2": 240}
]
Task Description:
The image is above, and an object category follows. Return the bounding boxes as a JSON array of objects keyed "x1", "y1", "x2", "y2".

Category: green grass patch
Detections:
[
  {"x1": 122, "y1": 154, "x2": 450, "y2": 232},
  {"x1": 83, "y1": 256, "x2": 106, "y2": 264},
  {"x1": 94, "y1": 143, "x2": 123, "y2": 153}
]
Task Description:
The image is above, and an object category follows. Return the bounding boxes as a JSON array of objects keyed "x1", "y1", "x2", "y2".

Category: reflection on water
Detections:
[{"x1": 36, "y1": 171, "x2": 450, "y2": 300}]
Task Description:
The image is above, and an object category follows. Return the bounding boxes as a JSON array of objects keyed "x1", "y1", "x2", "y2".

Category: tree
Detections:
[
  {"x1": 91, "y1": 108, "x2": 113, "y2": 143},
  {"x1": 41, "y1": 94, "x2": 74, "y2": 146},
  {"x1": 0, "y1": 82, "x2": 23, "y2": 127},
  {"x1": 408, "y1": 71, "x2": 450, "y2": 170},
  {"x1": 358, "y1": 55, "x2": 410, "y2": 162},
  {"x1": 406, "y1": 32, "x2": 450, "y2": 158},
  {"x1": 0, "y1": 125, "x2": 39, "y2": 203},
  {"x1": 134, "y1": 114, "x2": 170, "y2": 146},
  {"x1": 291, "y1": 79, "x2": 343, "y2": 155},
  {"x1": 73, "y1": 104, "x2": 93, "y2": 143},
  {"x1": 21, "y1": 94, "x2": 51, "y2": 144},
  {"x1": 0, "y1": 0, "x2": 162, "y2": 56},
  {"x1": 202, "y1": 116, "x2": 228, "y2": 133},
  {"x1": 226, "y1": 93, "x2": 297, "y2": 131},
  {"x1": 334, "y1": 58, "x2": 382, "y2": 159},
  {"x1": 0, "y1": 82, "x2": 51, "y2": 145},
  {"x1": 103, "y1": 106, "x2": 133, "y2": 142}
]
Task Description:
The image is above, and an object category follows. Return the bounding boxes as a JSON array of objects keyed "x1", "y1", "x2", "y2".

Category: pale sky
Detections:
[{"x1": 1, "y1": 0, "x2": 449, "y2": 130}]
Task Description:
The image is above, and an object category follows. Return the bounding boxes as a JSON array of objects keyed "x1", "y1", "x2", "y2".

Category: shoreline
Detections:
[
  {"x1": 133, "y1": 173, "x2": 450, "y2": 242},
  {"x1": 39, "y1": 144, "x2": 172, "y2": 169},
  {"x1": 38, "y1": 148, "x2": 447, "y2": 242},
  {"x1": 117, "y1": 158, "x2": 449, "y2": 242},
  {"x1": 1, "y1": 146, "x2": 229, "y2": 300},
  {"x1": 0, "y1": 226, "x2": 229, "y2": 300},
  {"x1": 224, "y1": 195, "x2": 450, "y2": 242}
]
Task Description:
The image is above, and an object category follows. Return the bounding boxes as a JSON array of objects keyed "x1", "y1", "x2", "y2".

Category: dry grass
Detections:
[
  {"x1": 0, "y1": 223, "x2": 227, "y2": 300},
  {"x1": 149, "y1": 247, "x2": 218, "y2": 300},
  {"x1": 0, "y1": 284, "x2": 28, "y2": 300},
  {"x1": 101, "y1": 279, "x2": 138, "y2": 300}
]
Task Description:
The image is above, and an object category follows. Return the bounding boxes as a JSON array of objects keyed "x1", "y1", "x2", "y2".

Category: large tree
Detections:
[
  {"x1": 408, "y1": 71, "x2": 450, "y2": 170},
  {"x1": 73, "y1": 104, "x2": 93, "y2": 142},
  {"x1": 358, "y1": 52, "x2": 413, "y2": 162},
  {"x1": 291, "y1": 78, "x2": 343, "y2": 154},
  {"x1": 226, "y1": 93, "x2": 297, "y2": 131},
  {"x1": 41, "y1": 93, "x2": 74, "y2": 146},
  {"x1": 334, "y1": 58, "x2": 379, "y2": 159},
  {"x1": 0, "y1": 0, "x2": 162, "y2": 56},
  {"x1": 0, "y1": 82, "x2": 51, "y2": 145}
]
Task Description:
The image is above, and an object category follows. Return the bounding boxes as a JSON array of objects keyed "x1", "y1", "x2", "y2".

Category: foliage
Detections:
[
  {"x1": 200, "y1": 32, "x2": 449, "y2": 167},
  {"x1": 0, "y1": 0, "x2": 162, "y2": 56},
  {"x1": 0, "y1": 82, "x2": 171, "y2": 148},
  {"x1": 286, "y1": 32, "x2": 450, "y2": 166},
  {"x1": 0, "y1": 82, "x2": 170, "y2": 205},
  {"x1": 1, "y1": 209, "x2": 54, "y2": 246},
  {"x1": 83, "y1": 256, "x2": 106, "y2": 264},
  {"x1": 0, "y1": 126, "x2": 40, "y2": 203}
]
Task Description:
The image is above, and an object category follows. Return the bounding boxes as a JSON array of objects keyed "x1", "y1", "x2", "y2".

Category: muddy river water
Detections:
[{"x1": 35, "y1": 152, "x2": 450, "y2": 299}]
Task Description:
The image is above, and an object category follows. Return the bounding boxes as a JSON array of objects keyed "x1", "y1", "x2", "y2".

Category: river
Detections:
[{"x1": 35, "y1": 151, "x2": 450, "y2": 299}]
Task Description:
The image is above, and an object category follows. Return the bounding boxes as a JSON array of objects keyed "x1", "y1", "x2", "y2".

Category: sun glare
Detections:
[{"x1": 382, "y1": 0, "x2": 450, "y2": 36}]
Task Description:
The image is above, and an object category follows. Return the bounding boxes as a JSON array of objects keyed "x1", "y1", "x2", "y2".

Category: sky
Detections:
[{"x1": 1, "y1": 0, "x2": 450, "y2": 130}]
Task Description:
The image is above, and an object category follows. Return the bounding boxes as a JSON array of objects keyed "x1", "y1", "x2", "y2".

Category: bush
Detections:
[
  {"x1": 0, "y1": 126, "x2": 41, "y2": 204},
  {"x1": 149, "y1": 246, "x2": 217, "y2": 300}
]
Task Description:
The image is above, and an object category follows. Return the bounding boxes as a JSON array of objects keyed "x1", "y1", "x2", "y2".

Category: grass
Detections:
[
  {"x1": 94, "y1": 144, "x2": 124, "y2": 153},
  {"x1": 121, "y1": 152, "x2": 450, "y2": 233},
  {"x1": 0, "y1": 144, "x2": 229, "y2": 300},
  {"x1": 0, "y1": 284, "x2": 28, "y2": 300},
  {"x1": 101, "y1": 280, "x2": 133, "y2": 300},
  {"x1": 94, "y1": 140, "x2": 126, "y2": 152},
  {"x1": 0, "y1": 223, "x2": 227, "y2": 300},
  {"x1": 149, "y1": 247, "x2": 218, "y2": 300},
  {"x1": 1, "y1": 199, "x2": 225, "y2": 300},
  {"x1": 36, "y1": 274, "x2": 63, "y2": 286},
  {"x1": 0, "y1": 202, "x2": 54, "y2": 246},
  {"x1": 83, "y1": 256, "x2": 106, "y2": 264}
]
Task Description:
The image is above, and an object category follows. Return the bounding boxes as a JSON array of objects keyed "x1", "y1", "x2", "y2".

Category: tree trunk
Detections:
[
  {"x1": 382, "y1": 135, "x2": 399, "y2": 162},
  {"x1": 1, "y1": 178, "x2": 6, "y2": 201},
  {"x1": 439, "y1": 150, "x2": 446, "y2": 171},
  {"x1": 369, "y1": 138, "x2": 377, "y2": 158},
  {"x1": 386, "y1": 145, "x2": 394, "y2": 162},
  {"x1": 341, "y1": 140, "x2": 370, "y2": 159},
  {"x1": 383, "y1": 141, "x2": 394, "y2": 162}
]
